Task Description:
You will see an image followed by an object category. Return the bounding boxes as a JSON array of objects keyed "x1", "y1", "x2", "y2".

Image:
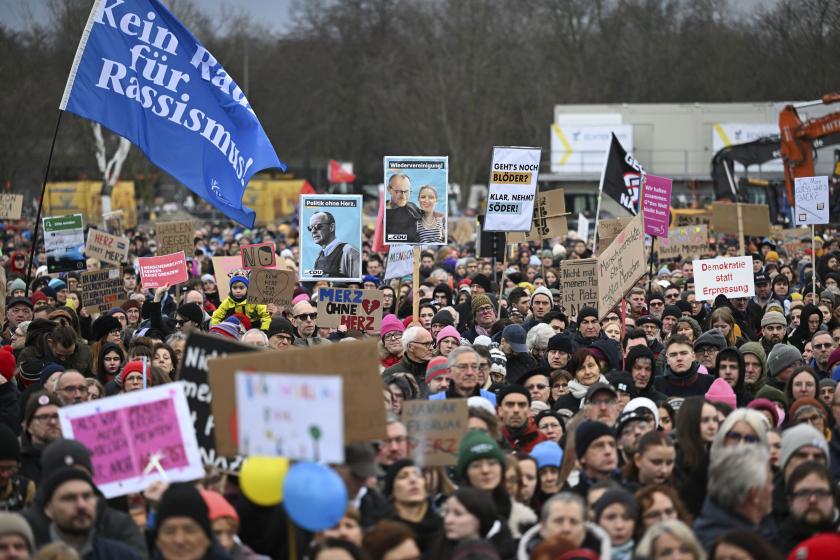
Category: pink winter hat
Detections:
[
  {"x1": 380, "y1": 314, "x2": 405, "y2": 340},
  {"x1": 435, "y1": 326, "x2": 461, "y2": 346},
  {"x1": 705, "y1": 378, "x2": 737, "y2": 410}
]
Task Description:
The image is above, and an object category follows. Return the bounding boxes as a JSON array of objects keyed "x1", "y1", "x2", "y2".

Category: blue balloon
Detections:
[{"x1": 283, "y1": 462, "x2": 348, "y2": 532}]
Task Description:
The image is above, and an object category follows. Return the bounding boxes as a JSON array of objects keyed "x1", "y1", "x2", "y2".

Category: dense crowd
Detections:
[{"x1": 1, "y1": 217, "x2": 840, "y2": 560}]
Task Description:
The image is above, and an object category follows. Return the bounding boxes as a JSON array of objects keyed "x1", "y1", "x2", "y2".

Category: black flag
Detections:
[{"x1": 599, "y1": 133, "x2": 643, "y2": 215}]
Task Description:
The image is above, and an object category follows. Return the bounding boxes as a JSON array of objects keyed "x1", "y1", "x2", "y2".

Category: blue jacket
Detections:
[
  {"x1": 430, "y1": 387, "x2": 496, "y2": 406},
  {"x1": 693, "y1": 498, "x2": 766, "y2": 553}
]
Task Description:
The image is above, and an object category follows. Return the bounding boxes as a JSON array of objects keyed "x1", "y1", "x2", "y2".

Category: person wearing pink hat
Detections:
[
  {"x1": 435, "y1": 326, "x2": 461, "y2": 358},
  {"x1": 704, "y1": 378, "x2": 737, "y2": 411},
  {"x1": 379, "y1": 314, "x2": 405, "y2": 368}
]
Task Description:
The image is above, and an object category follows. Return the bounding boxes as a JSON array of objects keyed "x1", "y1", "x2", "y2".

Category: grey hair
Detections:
[
  {"x1": 707, "y1": 445, "x2": 770, "y2": 511},
  {"x1": 16, "y1": 321, "x2": 31, "y2": 336},
  {"x1": 429, "y1": 268, "x2": 449, "y2": 283},
  {"x1": 241, "y1": 328, "x2": 269, "y2": 348},
  {"x1": 165, "y1": 331, "x2": 188, "y2": 346},
  {"x1": 540, "y1": 492, "x2": 585, "y2": 523},
  {"x1": 447, "y1": 346, "x2": 479, "y2": 369},
  {"x1": 526, "y1": 323, "x2": 554, "y2": 353},
  {"x1": 53, "y1": 369, "x2": 82, "y2": 392},
  {"x1": 401, "y1": 326, "x2": 426, "y2": 353},
  {"x1": 710, "y1": 408, "x2": 770, "y2": 458},
  {"x1": 636, "y1": 520, "x2": 706, "y2": 560}
]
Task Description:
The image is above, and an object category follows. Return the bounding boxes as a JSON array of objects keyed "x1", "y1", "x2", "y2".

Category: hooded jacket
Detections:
[
  {"x1": 95, "y1": 342, "x2": 125, "y2": 384},
  {"x1": 624, "y1": 346, "x2": 667, "y2": 403},
  {"x1": 500, "y1": 417, "x2": 547, "y2": 454},
  {"x1": 787, "y1": 304, "x2": 822, "y2": 352},
  {"x1": 739, "y1": 341, "x2": 768, "y2": 393},
  {"x1": 714, "y1": 347, "x2": 753, "y2": 407},
  {"x1": 654, "y1": 361, "x2": 714, "y2": 398},
  {"x1": 16, "y1": 320, "x2": 93, "y2": 380},
  {"x1": 590, "y1": 338, "x2": 622, "y2": 373},
  {"x1": 693, "y1": 497, "x2": 768, "y2": 553},
  {"x1": 516, "y1": 520, "x2": 611, "y2": 560}
]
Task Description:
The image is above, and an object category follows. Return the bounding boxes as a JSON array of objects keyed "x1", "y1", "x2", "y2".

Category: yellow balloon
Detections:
[{"x1": 240, "y1": 456, "x2": 289, "y2": 506}]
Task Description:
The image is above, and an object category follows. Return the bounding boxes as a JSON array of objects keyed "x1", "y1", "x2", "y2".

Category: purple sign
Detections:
[{"x1": 642, "y1": 174, "x2": 672, "y2": 237}]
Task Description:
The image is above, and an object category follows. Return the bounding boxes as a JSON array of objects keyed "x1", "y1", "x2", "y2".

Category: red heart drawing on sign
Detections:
[{"x1": 362, "y1": 299, "x2": 381, "y2": 315}]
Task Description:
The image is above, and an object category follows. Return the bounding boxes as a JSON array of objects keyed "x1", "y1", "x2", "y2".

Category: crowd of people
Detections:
[{"x1": 1, "y1": 215, "x2": 840, "y2": 560}]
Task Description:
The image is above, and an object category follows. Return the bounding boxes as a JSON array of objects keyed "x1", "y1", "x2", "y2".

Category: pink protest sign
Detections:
[
  {"x1": 58, "y1": 383, "x2": 203, "y2": 498},
  {"x1": 641, "y1": 174, "x2": 672, "y2": 238},
  {"x1": 138, "y1": 251, "x2": 189, "y2": 288}
]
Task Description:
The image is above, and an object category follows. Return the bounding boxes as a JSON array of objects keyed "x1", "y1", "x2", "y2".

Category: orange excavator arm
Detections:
[{"x1": 779, "y1": 93, "x2": 840, "y2": 204}]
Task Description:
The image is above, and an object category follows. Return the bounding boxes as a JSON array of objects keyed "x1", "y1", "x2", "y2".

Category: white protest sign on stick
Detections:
[
  {"x1": 85, "y1": 229, "x2": 130, "y2": 267},
  {"x1": 794, "y1": 176, "x2": 829, "y2": 226},
  {"x1": 235, "y1": 372, "x2": 344, "y2": 463},
  {"x1": 577, "y1": 213, "x2": 590, "y2": 243},
  {"x1": 57, "y1": 383, "x2": 203, "y2": 498},
  {"x1": 483, "y1": 147, "x2": 541, "y2": 232},
  {"x1": 384, "y1": 244, "x2": 415, "y2": 280},
  {"x1": 692, "y1": 256, "x2": 755, "y2": 301}
]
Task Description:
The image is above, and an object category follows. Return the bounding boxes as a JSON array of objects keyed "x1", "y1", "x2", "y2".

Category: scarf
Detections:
[{"x1": 568, "y1": 375, "x2": 608, "y2": 400}]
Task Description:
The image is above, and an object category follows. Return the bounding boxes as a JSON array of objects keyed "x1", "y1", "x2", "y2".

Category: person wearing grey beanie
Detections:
[
  {"x1": 0, "y1": 511, "x2": 34, "y2": 556},
  {"x1": 766, "y1": 344, "x2": 804, "y2": 391}
]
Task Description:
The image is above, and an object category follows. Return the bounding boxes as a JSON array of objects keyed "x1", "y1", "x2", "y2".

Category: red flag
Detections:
[
  {"x1": 371, "y1": 185, "x2": 387, "y2": 253},
  {"x1": 328, "y1": 160, "x2": 356, "y2": 183}
]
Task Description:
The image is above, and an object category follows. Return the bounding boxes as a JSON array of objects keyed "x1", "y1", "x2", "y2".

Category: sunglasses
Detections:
[
  {"x1": 295, "y1": 313, "x2": 317, "y2": 321},
  {"x1": 307, "y1": 223, "x2": 331, "y2": 233}
]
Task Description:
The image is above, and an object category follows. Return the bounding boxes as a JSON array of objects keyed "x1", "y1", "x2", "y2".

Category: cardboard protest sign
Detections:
[
  {"x1": 208, "y1": 339, "x2": 387, "y2": 456},
  {"x1": 240, "y1": 242, "x2": 276, "y2": 269},
  {"x1": 79, "y1": 268, "x2": 124, "y2": 314},
  {"x1": 641, "y1": 174, "x2": 672, "y2": 237},
  {"x1": 235, "y1": 372, "x2": 344, "y2": 463},
  {"x1": 176, "y1": 332, "x2": 256, "y2": 471},
  {"x1": 597, "y1": 214, "x2": 646, "y2": 319},
  {"x1": 484, "y1": 147, "x2": 541, "y2": 232},
  {"x1": 156, "y1": 221, "x2": 195, "y2": 256},
  {"x1": 658, "y1": 225, "x2": 709, "y2": 260},
  {"x1": 449, "y1": 217, "x2": 477, "y2": 245},
  {"x1": 299, "y1": 195, "x2": 363, "y2": 282},
  {"x1": 317, "y1": 287, "x2": 383, "y2": 334},
  {"x1": 775, "y1": 227, "x2": 811, "y2": 257},
  {"x1": 103, "y1": 210, "x2": 124, "y2": 236},
  {"x1": 597, "y1": 217, "x2": 634, "y2": 254},
  {"x1": 43, "y1": 214, "x2": 85, "y2": 273},
  {"x1": 383, "y1": 156, "x2": 448, "y2": 244},
  {"x1": 211, "y1": 256, "x2": 285, "y2": 301},
  {"x1": 402, "y1": 399, "x2": 468, "y2": 467},
  {"x1": 0, "y1": 194, "x2": 23, "y2": 220},
  {"x1": 559, "y1": 259, "x2": 598, "y2": 318},
  {"x1": 384, "y1": 244, "x2": 415, "y2": 280},
  {"x1": 0, "y1": 267, "x2": 6, "y2": 322},
  {"x1": 577, "y1": 213, "x2": 590, "y2": 242},
  {"x1": 794, "y1": 176, "x2": 829, "y2": 225},
  {"x1": 672, "y1": 210, "x2": 710, "y2": 227},
  {"x1": 85, "y1": 228, "x2": 129, "y2": 267},
  {"x1": 693, "y1": 256, "x2": 755, "y2": 301},
  {"x1": 710, "y1": 203, "x2": 771, "y2": 237},
  {"x1": 507, "y1": 189, "x2": 568, "y2": 244},
  {"x1": 247, "y1": 268, "x2": 295, "y2": 307},
  {"x1": 57, "y1": 383, "x2": 203, "y2": 498},
  {"x1": 138, "y1": 252, "x2": 188, "y2": 289}
]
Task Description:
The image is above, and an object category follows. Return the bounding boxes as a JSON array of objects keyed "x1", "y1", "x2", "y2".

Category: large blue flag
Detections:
[{"x1": 60, "y1": 0, "x2": 285, "y2": 227}]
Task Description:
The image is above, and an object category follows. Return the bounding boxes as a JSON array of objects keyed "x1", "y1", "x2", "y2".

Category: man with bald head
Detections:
[
  {"x1": 385, "y1": 173, "x2": 421, "y2": 243},
  {"x1": 308, "y1": 211, "x2": 360, "y2": 280},
  {"x1": 291, "y1": 301, "x2": 329, "y2": 347}
]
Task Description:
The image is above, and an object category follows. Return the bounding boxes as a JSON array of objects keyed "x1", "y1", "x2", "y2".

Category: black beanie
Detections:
[
  {"x1": 471, "y1": 274, "x2": 492, "y2": 293},
  {"x1": 594, "y1": 488, "x2": 638, "y2": 522},
  {"x1": 497, "y1": 384, "x2": 531, "y2": 406},
  {"x1": 91, "y1": 314, "x2": 122, "y2": 342},
  {"x1": 547, "y1": 333, "x2": 574, "y2": 354},
  {"x1": 577, "y1": 306, "x2": 598, "y2": 323},
  {"x1": 39, "y1": 468, "x2": 94, "y2": 506},
  {"x1": 266, "y1": 317, "x2": 294, "y2": 338},
  {"x1": 575, "y1": 420, "x2": 615, "y2": 459},
  {"x1": 431, "y1": 310, "x2": 454, "y2": 327},
  {"x1": 176, "y1": 303, "x2": 204, "y2": 326},
  {"x1": 676, "y1": 300, "x2": 692, "y2": 314},
  {"x1": 383, "y1": 458, "x2": 415, "y2": 498},
  {"x1": 662, "y1": 305, "x2": 682, "y2": 320},
  {"x1": 41, "y1": 439, "x2": 94, "y2": 478},
  {"x1": 0, "y1": 425, "x2": 20, "y2": 462},
  {"x1": 154, "y1": 483, "x2": 212, "y2": 539}
]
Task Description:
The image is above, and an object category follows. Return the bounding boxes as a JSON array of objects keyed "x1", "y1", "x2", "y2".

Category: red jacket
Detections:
[{"x1": 501, "y1": 418, "x2": 548, "y2": 453}]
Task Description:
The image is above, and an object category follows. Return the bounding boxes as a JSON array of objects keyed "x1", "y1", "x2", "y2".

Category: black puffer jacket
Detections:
[{"x1": 624, "y1": 346, "x2": 667, "y2": 403}]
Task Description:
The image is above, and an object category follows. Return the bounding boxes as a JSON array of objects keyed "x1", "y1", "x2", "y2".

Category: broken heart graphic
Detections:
[{"x1": 361, "y1": 299, "x2": 381, "y2": 315}]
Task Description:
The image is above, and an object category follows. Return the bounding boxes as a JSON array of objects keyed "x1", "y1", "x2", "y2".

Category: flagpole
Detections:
[{"x1": 26, "y1": 110, "x2": 64, "y2": 292}]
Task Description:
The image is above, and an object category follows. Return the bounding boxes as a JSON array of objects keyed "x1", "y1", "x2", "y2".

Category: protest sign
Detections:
[
  {"x1": 85, "y1": 228, "x2": 129, "y2": 267},
  {"x1": 641, "y1": 174, "x2": 672, "y2": 237},
  {"x1": 597, "y1": 217, "x2": 634, "y2": 254},
  {"x1": 176, "y1": 332, "x2": 256, "y2": 471},
  {"x1": 299, "y1": 195, "x2": 363, "y2": 282},
  {"x1": 211, "y1": 256, "x2": 283, "y2": 301},
  {"x1": 79, "y1": 269, "x2": 124, "y2": 314},
  {"x1": 673, "y1": 210, "x2": 710, "y2": 227},
  {"x1": 775, "y1": 227, "x2": 811, "y2": 257},
  {"x1": 693, "y1": 256, "x2": 755, "y2": 301},
  {"x1": 208, "y1": 339, "x2": 387, "y2": 456},
  {"x1": 317, "y1": 287, "x2": 383, "y2": 334},
  {"x1": 156, "y1": 221, "x2": 195, "y2": 256},
  {"x1": 247, "y1": 269, "x2": 295, "y2": 307},
  {"x1": 103, "y1": 210, "x2": 124, "y2": 236},
  {"x1": 240, "y1": 242, "x2": 276, "y2": 269},
  {"x1": 507, "y1": 188, "x2": 569, "y2": 244},
  {"x1": 577, "y1": 213, "x2": 590, "y2": 243},
  {"x1": 0, "y1": 267, "x2": 6, "y2": 322},
  {"x1": 138, "y1": 252, "x2": 188, "y2": 289},
  {"x1": 794, "y1": 176, "x2": 829, "y2": 225},
  {"x1": 658, "y1": 225, "x2": 709, "y2": 260},
  {"x1": 235, "y1": 372, "x2": 344, "y2": 463},
  {"x1": 449, "y1": 217, "x2": 477, "y2": 245},
  {"x1": 43, "y1": 214, "x2": 85, "y2": 273},
  {"x1": 559, "y1": 259, "x2": 598, "y2": 318},
  {"x1": 0, "y1": 194, "x2": 23, "y2": 220},
  {"x1": 57, "y1": 383, "x2": 203, "y2": 498},
  {"x1": 710, "y1": 203, "x2": 771, "y2": 237},
  {"x1": 383, "y1": 156, "x2": 448, "y2": 244},
  {"x1": 402, "y1": 399, "x2": 468, "y2": 467},
  {"x1": 384, "y1": 244, "x2": 415, "y2": 280},
  {"x1": 483, "y1": 147, "x2": 541, "y2": 232},
  {"x1": 597, "y1": 214, "x2": 646, "y2": 319}
]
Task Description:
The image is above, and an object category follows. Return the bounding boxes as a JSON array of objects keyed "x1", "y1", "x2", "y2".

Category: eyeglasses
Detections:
[
  {"x1": 813, "y1": 343, "x2": 834, "y2": 350},
  {"x1": 295, "y1": 313, "x2": 317, "y2": 321},
  {"x1": 526, "y1": 383, "x2": 548, "y2": 391},
  {"x1": 452, "y1": 363, "x2": 479, "y2": 372},
  {"x1": 476, "y1": 305, "x2": 494, "y2": 314},
  {"x1": 724, "y1": 431, "x2": 759, "y2": 444},
  {"x1": 696, "y1": 347, "x2": 717, "y2": 355},
  {"x1": 791, "y1": 488, "x2": 833, "y2": 501},
  {"x1": 390, "y1": 189, "x2": 410, "y2": 195},
  {"x1": 552, "y1": 383, "x2": 568, "y2": 390},
  {"x1": 383, "y1": 332, "x2": 402, "y2": 341},
  {"x1": 274, "y1": 334, "x2": 293, "y2": 343},
  {"x1": 306, "y1": 223, "x2": 332, "y2": 233},
  {"x1": 409, "y1": 340, "x2": 433, "y2": 349},
  {"x1": 32, "y1": 413, "x2": 59, "y2": 423},
  {"x1": 174, "y1": 318, "x2": 191, "y2": 326}
]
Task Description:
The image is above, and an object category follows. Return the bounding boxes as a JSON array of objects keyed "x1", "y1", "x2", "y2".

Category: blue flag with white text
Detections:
[{"x1": 60, "y1": 0, "x2": 285, "y2": 227}]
